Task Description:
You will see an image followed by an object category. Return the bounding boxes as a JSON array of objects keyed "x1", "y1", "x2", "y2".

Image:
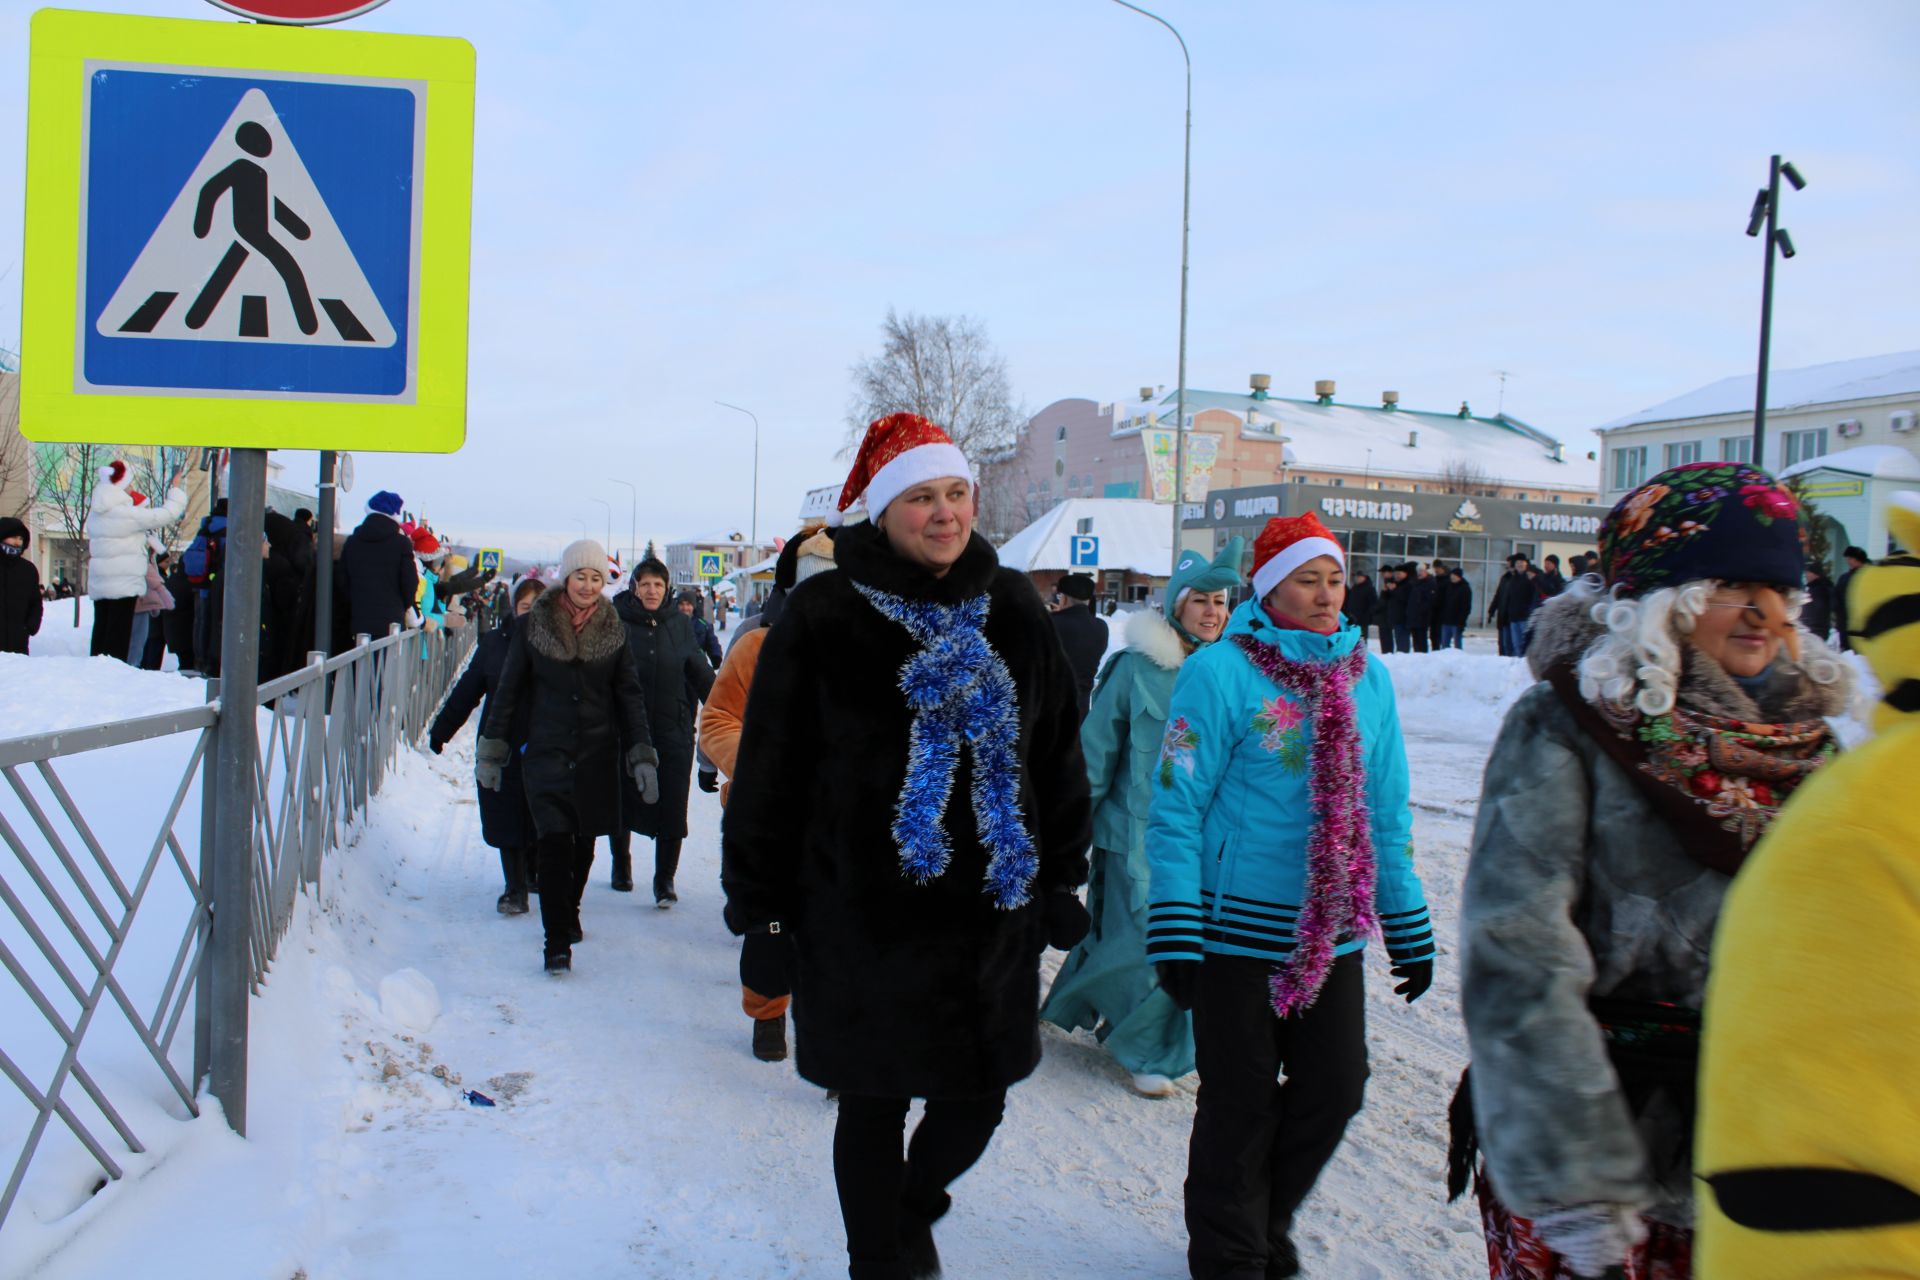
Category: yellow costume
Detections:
[{"x1": 1698, "y1": 494, "x2": 1920, "y2": 1278}]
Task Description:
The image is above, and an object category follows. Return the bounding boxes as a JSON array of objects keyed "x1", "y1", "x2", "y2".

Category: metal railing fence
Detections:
[{"x1": 0, "y1": 623, "x2": 474, "y2": 1246}]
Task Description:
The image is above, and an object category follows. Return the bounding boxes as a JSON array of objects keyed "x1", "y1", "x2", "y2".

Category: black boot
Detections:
[
  {"x1": 497, "y1": 891, "x2": 528, "y2": 915},
  {"x1": 752, "y1": 1014, "x2": 788, "y2": 1062},
  {"x1": 1266, "y1": 1236, "x2": 1300, "y2": 1278},
  {"x1": 653, "y1": 834, "x2": 682, "y2": 907},
  {"x1": 899, "y1": 1190, "x2": 949, "y2": 1280},
  {"x1": 545, "y1": 949, "x2": 570, "y2": 975},
  {"x1": 610, "y1": 832, "x2": 633, "y2": 892}
]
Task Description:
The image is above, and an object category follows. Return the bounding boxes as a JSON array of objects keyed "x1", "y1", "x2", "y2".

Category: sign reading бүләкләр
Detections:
[{"x1": 19, "y1": 9, "x2": 474, "y2": 451}]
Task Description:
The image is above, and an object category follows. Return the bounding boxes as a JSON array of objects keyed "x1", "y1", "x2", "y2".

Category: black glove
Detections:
[
  {"x1": 1156, "y1": 959, "x2": 1201, "y2": 1011},
  {"x1": 1391, "y1": 959, "x2": 1433, "y2": 1004},
  {"x1": 697, "y1": 768, "x2": 719, "y2": 794},
  {"x1": 428, "y1": 734, "x2": 447, "y2": 755},
  {"x1": 1042, "y1": 889, "x2": 1091, "y2": 951}
]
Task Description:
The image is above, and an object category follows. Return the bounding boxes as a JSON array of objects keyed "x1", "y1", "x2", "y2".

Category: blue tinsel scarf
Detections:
[{"x1": 853, "y1": 583, "x2": 1038, "y2": 909}]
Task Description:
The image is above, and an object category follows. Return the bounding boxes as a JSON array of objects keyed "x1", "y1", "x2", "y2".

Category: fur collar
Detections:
[
  {"x1": 834, "y1": 519, "x2": 999, "y2": 604},
  {"x1": 1527, "y1": 590, "x2": 1850, "y2": 722},
  {"x1": 1124, "y1": 607, "x2": 1190, "y2": 672},
  {"x1": 524, "y1": 587, "x2": 628, "y2": 663}
]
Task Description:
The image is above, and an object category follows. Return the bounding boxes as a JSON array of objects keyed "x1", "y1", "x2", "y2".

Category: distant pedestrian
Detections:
[
  {"x1": 1799, "y1": 562, "x2": 1835, "y2": 644},
  {"x1": 1833, "y1": 544, "x2": 1870, "y2": 650},
  {"x1": 337, "y1": 490, "x2": 417, "y2": 642},
  {"x1": 0, "y1": 516, "x2": 43, "y2": 655},
  {"x1": 1406, "y1": 561, "x2": 1438, "y2": 653},
  {"x1": 1490, "y1": 553, "x2": 1540, "y2": 657},
  {"x1": 1052, "y1": 571, "x2": 1110, "y2": 718},
  {"x1": 478, "y1": 541, "x2": 655, "y2": 975},
  {"x1": 1538, "y1": 554, "x2": 1567, "y2": 599},
  {"x1": 127, "y1": 539, "x2": 174, "y2": 668},
  {"x1": 431, "y1": 575, "x2": 545, "y2": 915},
  {"x1": 676, "y1": 587, "x2": 723, "y2": 670},
  {"x1": 1384, "y1": 564, "x2": 1411, "y2": 653},
  {"x1": 1345, "y1": 570, "x2": 1378, "y2": 647},
  {"x1": 1440, "y1": 566, "x2": 1472, "y2": 649},
  {"x1": 87, "y1": 460, "x2": 187, "y2": 662},
  {"x1": 262, "y1": 511, "x2": 309, "y2": 680}
]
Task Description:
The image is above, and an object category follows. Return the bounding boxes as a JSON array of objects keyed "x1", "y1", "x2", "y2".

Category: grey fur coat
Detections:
[{"x1": 1460, "y1": 590, "x2": 1849, "y2": 1225}]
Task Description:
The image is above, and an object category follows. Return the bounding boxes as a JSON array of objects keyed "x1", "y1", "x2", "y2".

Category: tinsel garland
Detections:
[
  {"x1": 853, "y1": 583, "x2": 1039, "y2": 908},
  {"x1": 1230, "y1": 635, "x2": 1377, "y2": 1017}
]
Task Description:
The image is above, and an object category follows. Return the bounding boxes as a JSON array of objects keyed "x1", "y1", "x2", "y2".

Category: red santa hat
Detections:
[
  {"x1": 410, "y1": 526, "x2": 442, "y2": 557},
  {"x1": 833, "y1": 413, "x2": 971, "y2": 526},
  {"x1": 1251, "y1": 512, "x2": 1344, "y2": 598}
]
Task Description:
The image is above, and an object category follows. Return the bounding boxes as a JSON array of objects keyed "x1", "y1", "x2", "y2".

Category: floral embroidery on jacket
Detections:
[
  {"x1": 1157, "y1": 715, "x2": 1198, "y2": 788},
  {"x1": 1252, "y1": 695, "x2": 1309, "y2": 773}
]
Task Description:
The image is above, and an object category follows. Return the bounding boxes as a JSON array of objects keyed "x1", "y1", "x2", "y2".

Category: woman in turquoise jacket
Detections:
[
  {"x1": 1041, "y1": 538, "x2": 1245, "y2": 1097},
  {"x1": 1146, "y1": 513, "x2": 1435, "y2": 1280}
]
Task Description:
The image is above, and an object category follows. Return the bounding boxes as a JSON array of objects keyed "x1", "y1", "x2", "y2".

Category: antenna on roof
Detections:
[{"x1": 1493, "y1": 369, "x2": 1512, "y2": 416}]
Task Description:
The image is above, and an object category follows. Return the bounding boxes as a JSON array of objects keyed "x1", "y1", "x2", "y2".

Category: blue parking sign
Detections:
[
  {"x1": 1069, "y1": 534, "x2": 1099, "y2": 567},
  {"x1": 80, "y1": 66, "x2": 422, "y2": 400}
]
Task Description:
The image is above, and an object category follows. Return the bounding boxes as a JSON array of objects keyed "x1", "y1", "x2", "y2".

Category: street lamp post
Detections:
[
  {"x1": 715, "y1": 401, "x2": 761, "y2": 548},
  {"x1": 1745, "y1": 154, "x2": 1807, "y2": 466},
  {"x1": 587, "y1": 496, "x2": 613, "y2": 560},
  {"x1": 610, "y1": 478, "x2": 637, "y2": 564},
  {"x1": 1110, "y1": 0, "x2": 1191, "y2": 576}
]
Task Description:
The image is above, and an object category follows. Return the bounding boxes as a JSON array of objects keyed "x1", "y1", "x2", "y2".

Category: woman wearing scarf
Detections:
[
  {"x1": 478, "y1": 541, "x2": 656, "y2": 974},
  {"x1": 722, "y1": 414, "x2": 1091, "y2": 1280},
  {"x1": 1040, "y1": 537, "x2": 1245, "y2": 1099},
  {"x1": 1146, "y1": 513, "x2": 1436, "y2": 1280},
  {"x1": 1456, "y1": 462, "x2": 1850, "y2": 1280}
]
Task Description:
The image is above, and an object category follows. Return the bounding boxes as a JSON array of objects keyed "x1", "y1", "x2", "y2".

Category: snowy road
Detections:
[{"x1": 20, "y1": 648, "x2": 1545, "y2": 1279}]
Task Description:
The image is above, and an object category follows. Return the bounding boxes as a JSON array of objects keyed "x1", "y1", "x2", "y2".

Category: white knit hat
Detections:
[{"x1": 559, "y1": 539, "x2": 609, "y2": 583}]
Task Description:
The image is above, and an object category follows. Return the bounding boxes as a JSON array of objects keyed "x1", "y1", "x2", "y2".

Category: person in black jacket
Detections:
[
  {"x1": 1405, "y1": 562, "x2": 1439, "y2": 654},
  {"x1": 480, "y1": 542, "x2": 655, "y2": 974},
  {"x1": 1345, "y1": 570, "x2": 1378, "y2": 647},
  {"x1": 1382, "y1": 565, "x2": 1409, "y2": 653},
  {"x1": 677, "y1": 588, "x2": 724, "y2": 669},
  {"x1": 164, "y1": 557, "x2": 196, "y2": 671},
  {"x1": 608, "y1": 561, "x2": 717, "y2": 905},
  {"x1": 1833, "y1": 545, "x2": 1870, "y2": 649},
  {"x1": 1, "y1": 517, "x2": 44, "y2": 655},
  {"x1": 1489, "y1": 553, "x2": 1540, "y2": 656},
  {"x1": 432, "y1": 575, "x2": 545, "y2": 913},
  {"x1": 1440, "y1": 566, "x2": 1473, "y2": 649},
  {"x1": 261, "y1": 511, "x2": 310, "y2": 681},
  {"x1": 1050, "y1": 571, "x2": 1109, "y2": 718},
  {"x1": 722, "y1": 415, "x2": 1091, "y2": 1280},
  {"x1": 336, "y1": 490, "x2": 417, "y2": 642},
  {"x1": 1800, "y1": 563, "x2": 1835, "y2": 643}
]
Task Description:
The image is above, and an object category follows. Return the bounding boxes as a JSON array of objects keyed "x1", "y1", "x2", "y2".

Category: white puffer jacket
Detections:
[{"x1": 88, "y1": 484, "x2": 186, "y2": 600}]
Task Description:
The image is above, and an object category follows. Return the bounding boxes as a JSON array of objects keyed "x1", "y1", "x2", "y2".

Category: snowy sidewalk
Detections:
[{"x1": 25, "y1": 679, "x2": 1507, "y2": 1279}]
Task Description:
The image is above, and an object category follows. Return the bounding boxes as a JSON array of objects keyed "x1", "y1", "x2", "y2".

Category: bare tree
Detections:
[
  {"x1": 971, "y1": 444, "x2": 1029, "y2": 547},
  {"x1": 1437, "y1": 454, "x2": 1494, "y2": 496},
  {"x1": 0, "y1": 374, "x2": 28, "y2": 519},
  {"x1": 130, "y1": 445, "x2": 195, "y2": 548},
  {"x1": 845, "y1": 309, "x2": 1024, "y2": 460}
]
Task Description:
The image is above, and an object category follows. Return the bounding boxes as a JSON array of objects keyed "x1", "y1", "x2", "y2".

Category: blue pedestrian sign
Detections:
[
  {"x1": 697, "y1": 552, "x2": 726, "y2": 579},
  {"x1": 1069, "y1": 534, "x2": 1100, "y2": 568},
  {"x1": 84, "y1": 71, "x2": 419, "y2": 398},
  {"x1": 477, "y1": 548, "x2": 503, "y2": 574}
]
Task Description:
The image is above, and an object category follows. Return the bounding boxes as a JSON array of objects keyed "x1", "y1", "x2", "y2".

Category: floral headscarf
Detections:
[{"x1": 1599, "y1": 463, "x2": 1804, "y2": 597}]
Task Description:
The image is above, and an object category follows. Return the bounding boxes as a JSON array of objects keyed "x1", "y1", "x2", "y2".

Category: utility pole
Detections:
[{"x1": 1746, "y1": 154, "x2": 1806, "y2": 465}]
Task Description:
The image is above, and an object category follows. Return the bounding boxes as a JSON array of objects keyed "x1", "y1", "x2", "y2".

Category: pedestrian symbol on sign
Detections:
[
  {"x1": 477, "y1": 548, "x2": 503, "y2": 574},
  {"x1": 98, "y1": 88, "x2": 396, "y2": 348},
  {"x1": 698, "y1": 552, "x2": 725, "y2": 579}
]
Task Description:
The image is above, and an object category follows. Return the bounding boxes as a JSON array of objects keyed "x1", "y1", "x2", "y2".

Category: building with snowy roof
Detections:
[
  {"x1": 1779, "y1": 445, "x2": 1920, "y2": 565},
  {"x1": 994, "y1": 497, "x2": 1172, "y2": 606},
  {"x1": 1595, "y1": 350, "x2": 1920, "y2": 505}
]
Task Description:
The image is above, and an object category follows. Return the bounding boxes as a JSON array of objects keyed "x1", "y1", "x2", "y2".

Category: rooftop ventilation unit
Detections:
[
  {"x1": 1314, "y1": 379, "x2": 1336, "y2": 405},
  {"x1": 1249, "y1": 373, "x2": 1272, "y2": 400},
  {"x1": 1139, "y1": 386, "x2": 1155, "y2": 402},
  {"x1": 1406, "y1": 430, "x2": 1419, "y2": 449},
  {"x1": 1381, "y1": 391, "x2": 1400, "y2": 410}
]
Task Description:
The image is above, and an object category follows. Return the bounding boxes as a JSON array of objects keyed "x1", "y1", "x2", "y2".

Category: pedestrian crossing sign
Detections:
[
  {"x1": 20, "y1": 9, "x2": 475, "y2": 451},
  {"x1": 478, "y1": 548, "x2": 502, "y2": 574},
  {"x1": 697, "y1": 552, "x2": 726, "y2": 579}
]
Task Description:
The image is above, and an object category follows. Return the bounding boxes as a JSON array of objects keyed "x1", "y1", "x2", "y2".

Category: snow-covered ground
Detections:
[{"x1": 0, "y1": 634, "x2": 1876, "y2": 1280}]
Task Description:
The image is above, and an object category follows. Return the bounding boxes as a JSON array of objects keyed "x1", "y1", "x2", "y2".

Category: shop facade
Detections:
[{"x1": 1192, "y1": 483, "x2": 1610, "y2": 622}]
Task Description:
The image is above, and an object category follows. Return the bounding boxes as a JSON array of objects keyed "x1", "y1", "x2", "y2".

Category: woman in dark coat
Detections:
[
  {"x1": 0, "y1": 516, "x2": 43, "y2": 655},
  {"x1": 609, "y1": 558, "x2": 716, "y2": 904},
  {"x1": 262, "y1": 511, "x2": 309, "y2": 681},
  {"x1": 431, "y1": 576, "x2": 545, "y2": 914},
  {"x1": 479, "y1": 541, "x2": 656, "y2": 974},
  {"x1": 723, "y1": 414, "x2": 1092, "y2": 1280}
]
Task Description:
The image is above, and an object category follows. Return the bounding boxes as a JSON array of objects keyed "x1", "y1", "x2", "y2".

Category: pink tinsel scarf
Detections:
[{"x1": 1230, "y1": 635, "x2": 1377, "y2": 1017}]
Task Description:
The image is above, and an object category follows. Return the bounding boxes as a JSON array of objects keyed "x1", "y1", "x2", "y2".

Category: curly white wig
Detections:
[{"x1": 1569, "y1": 573, "x2": 1847, "y2": 717}]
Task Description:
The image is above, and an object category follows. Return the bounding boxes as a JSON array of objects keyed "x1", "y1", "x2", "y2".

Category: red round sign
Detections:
[{"x1": 205, "y1": 0, "x2": 393, "y2": 24}]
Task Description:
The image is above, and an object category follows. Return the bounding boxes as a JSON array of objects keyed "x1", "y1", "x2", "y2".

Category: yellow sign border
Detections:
[{"x1": 20, "y1": 8, "x2": 475, "y2": 452}]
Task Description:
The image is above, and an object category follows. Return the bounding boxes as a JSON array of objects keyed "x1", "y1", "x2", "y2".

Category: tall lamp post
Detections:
[
  {"x1": 1745, "y1": 154, "x2": 1807, "y2": 467},
  {"x1": 1110, "y1": 0, "x2": 1191, "y2": 575},
  {"x1": 715, "y1": 400, "x2": 761, "y2": 548},
  {"x1": 610, "y1": 478, "x2": 637, "y2": 565},
  {"x1": 586, "y1": 497, "x2": 613, "y2": 564}
]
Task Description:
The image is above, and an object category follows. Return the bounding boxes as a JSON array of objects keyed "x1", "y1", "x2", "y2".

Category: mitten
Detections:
[
  {"x1": 697, "y1": 768, "x2": 720, "y2": 794},
  {"x1": 1043, "y1": 888, "x2": 1091, "y2": 950},
  {"x1": 1155, "y1": 959, "x2": 1201, "y2": 1011},
  {"x1": 627, "y1": 745, "x2": 659, "y2": 804},
  {"x1": 475, "y1": 737, "x2": 509, "y2": 791}
]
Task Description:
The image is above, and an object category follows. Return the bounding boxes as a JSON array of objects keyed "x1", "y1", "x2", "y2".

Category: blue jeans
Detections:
[
  {"x1": 1392, "y1": 625, "x2": 1413, "y2": 653},
  {"x1": 1502, "y1": 620, "x2": 1529, "y2": 657},
  {"x1": 126, "y1": 610, "x2": 151, "y2": 666},
  {"x1": 1440, "y1": 624, "x2": 1463, "y2": 650}
]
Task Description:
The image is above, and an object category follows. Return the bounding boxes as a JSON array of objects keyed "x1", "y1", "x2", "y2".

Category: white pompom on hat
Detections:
[
  {"x1": 832, "y1": 413, "x2": 971, "y2": 526},
  {"x1": 559, "y1": 539, "x2": 609, "y2": 582}
]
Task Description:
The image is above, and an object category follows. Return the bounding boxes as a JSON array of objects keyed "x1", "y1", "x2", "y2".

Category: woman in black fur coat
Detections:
[
  {"x1": 479, "y1": 541, "x2": 655, "y2": 974},
  {"x1": 722, "y1": 414, "x2": 1092, "y2": 1280}
]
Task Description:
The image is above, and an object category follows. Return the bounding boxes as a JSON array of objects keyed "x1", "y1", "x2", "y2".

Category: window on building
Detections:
[
  {"x1": 1612, "y1": 446, "x2": 1649, "y2": 491},
  {"x1": 1782, "y1": 428, "x2": 1828, "y2": 468},
  {"x1": 1075, "y1": 517, "x2": 1093, "y2": 535},
  {"x1": 1056, "y1": 425, "x2": 1067, "y2": 442},
  {"x1": 1551, "y1": 494, "x2": 1562, "y2": 504},
  {"x1": 1331, "y1": 477, "x2": 1345, "y2": 488},
  {"x1": 1515, "y1": 492, "x2": 1530, "y2": 501},
  {"x1": 1718, "y1": 436, "x2": 1753, "y2": 465},
  {"x1": 1663, "y1": 440, "x2": 1703, "y2": 468}
]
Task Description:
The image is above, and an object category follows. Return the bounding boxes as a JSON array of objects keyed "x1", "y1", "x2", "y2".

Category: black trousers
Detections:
[
  {"x1": 499, "y1": 844, "x2": 532, "y2": 897},
  {"x1": 536, "y1": 832, "x2": 594, "y2": 959},
  {"x1": 89, "y1": 597, "x2": 135, "y2": 660},
  {"x1": 1187, "y1": 951, "x2": 1368, "y2": 1280},
  {"x1": 833, "y1": 1091, "x2": 1007, "y2": 1280}
]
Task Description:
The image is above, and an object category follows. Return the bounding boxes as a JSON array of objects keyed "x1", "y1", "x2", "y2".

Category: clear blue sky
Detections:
[{"x1": 3, "y1": 0, "x2": 1916, "y2": 560}]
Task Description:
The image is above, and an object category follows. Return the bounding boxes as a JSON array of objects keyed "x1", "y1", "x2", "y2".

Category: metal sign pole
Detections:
[
  {"x1": 208, "y1": 446, "x2": 266, "y2": 1134},
  {"x1": 315, "y1": 450, "x2": 336, "y2": 654}
]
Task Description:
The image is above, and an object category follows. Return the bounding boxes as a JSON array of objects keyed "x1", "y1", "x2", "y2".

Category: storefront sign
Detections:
[
  {"x1": 1518, "y1": 510, "x2": 1604, "y2": 536},
  {"x1": 1320, "y1": 496, "x2": 1412, "y2": 522},
  {"x1": 1448, "y1": 499, "x2": 1485, "y2": 533}
]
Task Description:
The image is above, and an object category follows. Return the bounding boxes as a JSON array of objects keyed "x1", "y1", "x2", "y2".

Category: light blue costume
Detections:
[
  {"x1": 1040, "y1": 540, "x2": 1244, "y2": 1080},
  {"x1": 1143, "y1": 600, "x2": 1435, "y2": 972}
]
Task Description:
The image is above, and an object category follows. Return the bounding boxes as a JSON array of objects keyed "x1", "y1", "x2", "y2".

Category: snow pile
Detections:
[
  {"x1": 377, "y1": 969, "x2": 442, "y2": 1034},
  {"x1": 1381, "y1": 647, "x2": 1537, "y2": 742}
]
